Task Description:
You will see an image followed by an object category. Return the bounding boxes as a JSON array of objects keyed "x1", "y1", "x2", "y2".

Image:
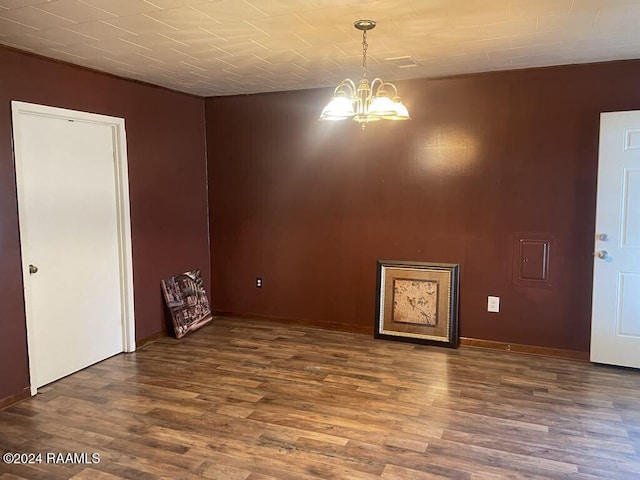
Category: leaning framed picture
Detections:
[
  {"x1": 161, "y1": 269, "x2": 213, "y2": 339},
  {"x1": 375, "y1": 260, "x2": 459, "y2": 348}
]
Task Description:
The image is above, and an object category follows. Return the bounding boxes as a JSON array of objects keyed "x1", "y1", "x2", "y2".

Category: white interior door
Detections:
[
  {"x1": 591, "y1": 111, "x2": 640, "y2": 368},
  {"x1": 12, "y1": 102, "x2": 136, "y2": 394}
]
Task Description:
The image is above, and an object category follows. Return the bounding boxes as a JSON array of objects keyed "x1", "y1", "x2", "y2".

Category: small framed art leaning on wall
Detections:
[
  {"x1": 161, "y1": 269, "x2": 212, "y2": 339},
  {"x1": 375, "y1": 260, "x2": 460, "y2": 348}
]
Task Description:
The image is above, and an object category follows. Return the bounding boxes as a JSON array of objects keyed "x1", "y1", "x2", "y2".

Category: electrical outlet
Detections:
[
  {"x1": 487, "y1": 296, "x2": 500, "y2": 313},
  {"x1": 256, "y1": 277, "x2": 262, "y2": 288}
]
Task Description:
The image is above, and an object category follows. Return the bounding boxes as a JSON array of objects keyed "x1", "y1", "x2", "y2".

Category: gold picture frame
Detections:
[{"x1": 375, "y1": 260, "x2": 459, "y2": 348}]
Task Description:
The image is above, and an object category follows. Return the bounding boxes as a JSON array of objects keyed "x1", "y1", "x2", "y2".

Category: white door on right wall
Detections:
[{"x1": 591, "y1": 111, "x2": 640, "y2": 369}]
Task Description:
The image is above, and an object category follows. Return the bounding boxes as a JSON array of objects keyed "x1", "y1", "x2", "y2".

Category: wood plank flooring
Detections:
[{"x1": 1, "y1": 317, "x2": 639, "y2": 479}]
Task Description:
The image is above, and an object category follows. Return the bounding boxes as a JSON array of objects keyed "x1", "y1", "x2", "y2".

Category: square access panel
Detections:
[{"x1": 512, "y1": 234, "x2": 554, "y2": 287}]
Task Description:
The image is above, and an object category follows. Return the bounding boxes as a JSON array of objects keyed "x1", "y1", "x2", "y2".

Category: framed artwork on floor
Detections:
[
  {"x1": 161, "y1": 269, "x2": 212, "y2": 339},
  {"x1": 375, "y1": 260, "x2": 459, "y2": 348}
]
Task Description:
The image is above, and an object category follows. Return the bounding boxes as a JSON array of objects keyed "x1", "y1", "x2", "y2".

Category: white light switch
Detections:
[{"x1": 487, "y1": 296, "x2": 500, "y2": 313}]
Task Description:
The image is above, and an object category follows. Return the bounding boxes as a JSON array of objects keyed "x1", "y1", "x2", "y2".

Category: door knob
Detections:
[
  {"x1": 595, "y1": 250, "x2": 608, "y2": 260},
  {"x1": 29, "y1": 264, "x2": 38, "y2": 274}
]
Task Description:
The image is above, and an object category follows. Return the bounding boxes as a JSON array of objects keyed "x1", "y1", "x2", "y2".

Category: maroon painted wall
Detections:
[
  {"x1": 0, "y1": 47, "x2": 209, "y2": 401},
  {"x1": 206, "y1": 60, "x2": 640, "y2": 353}
]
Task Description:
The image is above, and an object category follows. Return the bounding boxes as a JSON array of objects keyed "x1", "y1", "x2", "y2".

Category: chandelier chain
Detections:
[{"x1": 362, "y1": 29, "x2": 368, "y2": 78}]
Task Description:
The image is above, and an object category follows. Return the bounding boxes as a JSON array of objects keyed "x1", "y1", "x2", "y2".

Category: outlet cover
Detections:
[{"x1": 487, "y1": 296, "x2": 500, "y2": 313}]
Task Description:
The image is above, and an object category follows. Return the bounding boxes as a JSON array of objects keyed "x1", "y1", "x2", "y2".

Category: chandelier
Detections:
[{"x1": 320, "y1": 20, "x2": 410, "y2": 129}]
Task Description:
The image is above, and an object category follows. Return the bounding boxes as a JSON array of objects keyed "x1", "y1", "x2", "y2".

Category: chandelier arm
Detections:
[
  {"x1": 369, "y1": 78, "x2": 385, "y2": 96},
  {"x1": 383, "y1": 82, "x2": 399, "y2": 96},
  {"x1": 333, "y1": 79, "x2": 357, "y2": 98},
  {"x1": 343, "y1": 78, "x2": 358, "y2": 95}
]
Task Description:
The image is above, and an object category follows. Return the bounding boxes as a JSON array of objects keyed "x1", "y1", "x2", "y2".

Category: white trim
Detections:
[{"x1": 11, "y1": 101, "x2": 136, "y2": 396}]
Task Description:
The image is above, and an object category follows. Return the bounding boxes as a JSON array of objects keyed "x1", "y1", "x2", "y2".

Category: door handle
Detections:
[
  {"x1": 595, "y1": 250, "x2": 608, "y2": 260},
  {"x1": 29, "y1": 264, "x2": 38, "y2": 274}
]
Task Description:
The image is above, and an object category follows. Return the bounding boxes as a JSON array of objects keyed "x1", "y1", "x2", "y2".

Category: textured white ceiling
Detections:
[{"x1": 1, "y1": 0, "x2": 639, "y2": 97}]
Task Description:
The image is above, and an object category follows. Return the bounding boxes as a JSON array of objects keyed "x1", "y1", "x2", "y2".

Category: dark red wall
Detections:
[
  {"x1": 0, "y1": 47, "x2": 210, "y2": 402},
  {"x1": 206, "y1": 60, "x2": 640, "y2": 353}
]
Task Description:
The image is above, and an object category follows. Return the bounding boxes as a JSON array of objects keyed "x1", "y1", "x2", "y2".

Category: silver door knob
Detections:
[
  {"x1": 596, "y1": 250, "x2": 608, "y2": 260},
  {"x1": 29, "y1": 264, "x2": 38, "y2": 274}
]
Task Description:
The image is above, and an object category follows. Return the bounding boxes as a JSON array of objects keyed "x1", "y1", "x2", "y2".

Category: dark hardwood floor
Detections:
[{"x1": 1, "y1": 317, "x2": 639, "y2": 479}]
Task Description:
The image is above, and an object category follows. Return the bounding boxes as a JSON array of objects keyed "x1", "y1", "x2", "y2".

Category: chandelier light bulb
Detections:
[
  {"x1": 368, "y1": 95, "x2": 396, "y2": 117},
  {"x1": 389, "y1": 97, "x2": 410, "y2": 120},
  {"x1": 320, "y1": 95, "x2": 355, "y2": 119}
]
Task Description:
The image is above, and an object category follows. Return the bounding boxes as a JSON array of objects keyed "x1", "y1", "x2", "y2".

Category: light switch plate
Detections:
[{"x1": 487, "y1": 296, "x2": 500, "y2": 313}]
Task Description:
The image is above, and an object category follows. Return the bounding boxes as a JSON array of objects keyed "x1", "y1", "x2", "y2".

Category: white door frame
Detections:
[{"x1": 11, "y1": 101, "x2": 136, "y2": 395}]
